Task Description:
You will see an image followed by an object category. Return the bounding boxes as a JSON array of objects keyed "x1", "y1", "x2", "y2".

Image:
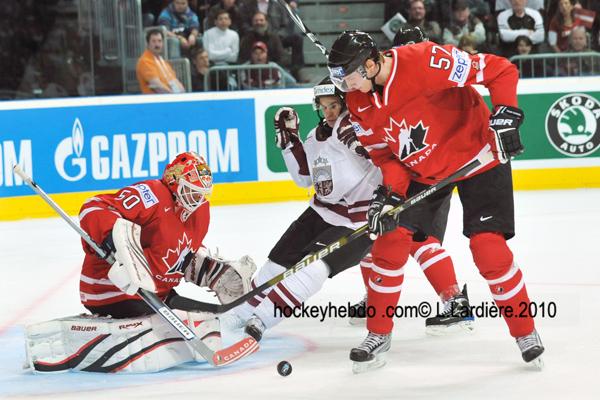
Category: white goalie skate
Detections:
[{"x1": 349, "y1": 332, "x2": 391, "y2": 374}]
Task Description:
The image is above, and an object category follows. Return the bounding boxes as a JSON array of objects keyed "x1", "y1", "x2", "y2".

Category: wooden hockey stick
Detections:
[
  {"x1": 12, "y1": 165, "x2": 258, "y2": 367},
  {"x1": 166, "y1": 150, "x2": 496, "y2": 314}
]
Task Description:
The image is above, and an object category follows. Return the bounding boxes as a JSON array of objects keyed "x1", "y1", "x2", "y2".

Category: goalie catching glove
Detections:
[
  {"x1": 367, "y1": 185, "x2": 404, "y2": 240},
  {"x1": 185, "y1": 248, "x2": 257, "y2": 304},
  {"x1": 274, "y1": 106, "x2": 300, "y2": 149},
  {"x1": 102, "y1": 218, "x2": 156, "y2": 295},
  {"x1": 489, "y1": 105, "x2": 525, "y2": 164}
]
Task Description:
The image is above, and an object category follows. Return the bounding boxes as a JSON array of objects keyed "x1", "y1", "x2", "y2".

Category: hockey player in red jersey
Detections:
[
  {"x1": 223, "y1": 77, "x2": 472, "y2": 346},
  {"x1": 24, "y1": 152, "x2": 257, "y2": 373},
  {"x1": 327, "y1": 30, "x2": 544, "y2": 371}
]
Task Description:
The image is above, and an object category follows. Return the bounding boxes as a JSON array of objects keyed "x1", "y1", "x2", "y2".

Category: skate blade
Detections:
[
  {"x1": 527, "y1": 356, "x2": 544, "y2": 371},
  {"x1": 352, "y1": 354, "x2": 387, "y2": 374},
  {"x1": 348, "y1": 317, "x2": 366, "y2": 327},
  {"x1": 425, "y1": 320, "x2": 475, "y2": 336}
]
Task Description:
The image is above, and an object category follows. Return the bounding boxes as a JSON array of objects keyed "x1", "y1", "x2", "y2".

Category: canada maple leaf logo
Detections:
[
  {"x1": 384, "y1": 117, "x2": 430, "y2": 160},
  {"x1": 163, "y1": 232, "x2": 195, "y2": 275}
]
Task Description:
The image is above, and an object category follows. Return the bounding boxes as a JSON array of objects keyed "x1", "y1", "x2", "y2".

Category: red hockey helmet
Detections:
[{"x1": 162, "y1": 152, "x2": 212, "y2": 212}]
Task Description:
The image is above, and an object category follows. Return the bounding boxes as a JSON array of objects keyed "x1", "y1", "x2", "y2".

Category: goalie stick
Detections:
[
  {"x1": 12, "y1": 165, "x2": 258, "y2": 367},
  {"x1": 166, "y1": 150, "x2": 496, "y2": 314}
]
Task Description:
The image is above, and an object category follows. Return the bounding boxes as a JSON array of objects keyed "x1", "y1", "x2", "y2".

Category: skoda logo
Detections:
[{"x1": 545, "y1": 93, "x2": 600, "y2": 157}]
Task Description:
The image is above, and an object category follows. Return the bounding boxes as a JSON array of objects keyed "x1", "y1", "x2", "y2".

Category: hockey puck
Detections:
[{"x1": 277, "y1": 361, "x2": 292, "y2": 376}]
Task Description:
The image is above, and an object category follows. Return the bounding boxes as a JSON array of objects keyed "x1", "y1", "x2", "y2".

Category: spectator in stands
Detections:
[
  {"x1": 136, "y1": 28, "x2": 185, "y2": 94},
  {"x1": 495, "y1": 0, "x2": 543, "y2": 13},
  {"x1": 399, "y1": 0, "x2": 442, "y2": 43},
  {"x1": 512, "y1": 35, "x2": 546, "y2": 77},
  {"x1": 458, "y1": 33, "x2": 479, "y2": 54},
  {"x1": 561, "y1": 26, "x2": 595, "y2": 75},
  {"x1": 190, "y1": 47, "x2": 230, "y2": 91},
  {"x1": 158, "y1": 0, "x2": 201, "y2": 52},
  {"x1": 241, "y1": 41, "x2": 296, "y2": 89},
  {"x1": 548, "y1": 0, "x2": 579, "y2": 53},
  {"x1": 239, "y1": 0, "x2": 304, "y2": 79},
  {"x1": 239, "y1": 12, "x2": 284, "y2": 64},
  {"x1": 207, "y1": 0, "x2": 243, "y2": 33},
  {"x1": 497, "y1": 0, "x2": 545, "y2": 57},
  {"x1": 203, "y1": 10, "x2": 239, "y2": 64},
  {"x1": 443, "y1": 0, "x2": 486, "y2": 48}
]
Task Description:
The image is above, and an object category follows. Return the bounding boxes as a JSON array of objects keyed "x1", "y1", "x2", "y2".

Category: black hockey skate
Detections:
[
  {"x1": 516, "y1": 329, "x2": 545, "y2": 370},
  {"x1": 425, "y1": 284, "x2": 475, "y2": 335},
  {"x1": 244, "y1": 315, "x2": 266, "y2": 342},
  {"x1": 348, "y1": 295, "x2": 367, "y2": 326},
  {"x1": 349, "y1": 332, "x2": 391, "y2": 374}
]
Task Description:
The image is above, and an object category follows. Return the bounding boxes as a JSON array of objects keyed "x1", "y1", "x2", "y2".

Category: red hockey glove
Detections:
[{"x1": 337, "y1": 114, "x2": 370, "y2": 159}]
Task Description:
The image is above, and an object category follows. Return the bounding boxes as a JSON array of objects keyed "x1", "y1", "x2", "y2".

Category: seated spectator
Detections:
[
  {"x1": 399, "y1": 0, "x2": 442, "y2": 43},
  {"x1": 203, "y1": 10, "x2": 239, "y2": 64},
  {"x1": 561, "y1": 26, "x2": 595, "y2": 75},
  {"x1": 497, "y1": 0, "x2": 545, "y2": 57},
  {"x1": 512, "y1": 35, "x2": 546, "y2": 77},
  {"x1": 207, "y1": 0, "x2": 243, "y2": 33},
  {"x1": 241, "y1": 41, "x2": 296, "y2": 89},
  {"x1": 158, "y1": 0, "x2": 200, "y2": 53},
  {"x1": 495, "y1": 0, "x2": 543, "y2": 13},
  {"x1": 239, "y1": 12, "x2": 284, "y2": 64},
  {"x1": 458, "y1": 34, "x2": 479, "y2": 54},
  {"x1": 385, "y1": 0, "x2": 440, "y2": 26},
  {"x1": 190, "y1": 48, "x2": 230, "y2": 91},
  {"x1": 136, "y1": 29, "x2": 185, "y2": 94},
  {"x1": 240, "y1": 0, "x2": 304, "y2": 79},
  {"x1": 443, "y1": 0, "x2": 486, "y2": 48},
  {"x1": 548, "y1": 0, "x2": 580, "y2": 53}
]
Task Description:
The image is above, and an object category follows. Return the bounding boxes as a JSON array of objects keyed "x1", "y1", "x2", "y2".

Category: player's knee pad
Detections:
[
  {"x1": 410, "y1": 236, "x2": 449, "y2": 271},
  {"x1": 371, "y1": 227, "x2": 412, "y2": 269},
  {"x1": 24, "y1": 312, "x2": 219, "y2": 373},
  {"x1": 470, "y1": 232, "x2": 514, "y2": 280}
]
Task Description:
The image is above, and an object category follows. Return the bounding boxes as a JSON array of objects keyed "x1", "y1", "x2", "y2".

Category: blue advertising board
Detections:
[{"x1": 0, "y1": 98, "x2": 257, "y2": 197}]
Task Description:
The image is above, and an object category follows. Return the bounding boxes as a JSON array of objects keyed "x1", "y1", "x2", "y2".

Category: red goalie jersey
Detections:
[
  {"x1": 346, "y1": 41, "x2": 519, "y2": 195},
  {"x1": 78, "y1": 179, "x2": 210, "y2": 307}
]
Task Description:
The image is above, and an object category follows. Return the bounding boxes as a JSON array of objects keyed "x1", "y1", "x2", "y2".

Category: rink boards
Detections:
[{"x1": 0, "y1": 77, "x2": 598, "y2": 220}]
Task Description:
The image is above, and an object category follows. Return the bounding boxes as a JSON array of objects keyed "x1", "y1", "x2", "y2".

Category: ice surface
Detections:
[{"x1": 1, "y1": 189, "x2": 599, "y2": 399}]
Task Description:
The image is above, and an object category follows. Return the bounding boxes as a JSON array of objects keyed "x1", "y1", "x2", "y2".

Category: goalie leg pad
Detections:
[
  {"x1": 185, "y1": 311, "x2": 222, "y2": 361},
  {"x1": 25, "y1": 314, "x2": 195, "y2": 373}
]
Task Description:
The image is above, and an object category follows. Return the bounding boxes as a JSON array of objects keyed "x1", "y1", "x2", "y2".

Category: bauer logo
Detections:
[{"x1": 545, "y1": 93, "x2": 600, "y2": 157}]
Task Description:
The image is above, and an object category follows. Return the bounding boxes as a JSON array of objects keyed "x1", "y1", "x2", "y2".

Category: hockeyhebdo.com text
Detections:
[{"x1": 273, "y1": 301, "x2": 557, "y2": 322}]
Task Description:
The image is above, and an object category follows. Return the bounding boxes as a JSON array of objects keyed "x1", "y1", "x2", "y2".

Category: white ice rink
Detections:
[{"x1": 1, "y1": 189, "x2": 599, "y2": 399}]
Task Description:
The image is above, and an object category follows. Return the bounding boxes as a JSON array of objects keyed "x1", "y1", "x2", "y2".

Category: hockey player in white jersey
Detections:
[{"x1": 224, "y1": 78, "x2": 473, "y2": 347}]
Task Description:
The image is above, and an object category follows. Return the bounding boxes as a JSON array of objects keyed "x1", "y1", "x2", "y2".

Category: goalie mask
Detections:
[
  {"x1": 162, "y1": 152, "x2": 212, "y2": 214},
  {"x1": 327, "y1": 30, "x2": 379, "y2": 92}
]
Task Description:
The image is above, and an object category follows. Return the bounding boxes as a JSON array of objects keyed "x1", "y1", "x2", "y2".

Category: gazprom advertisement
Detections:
[{"x1": 0, "y1": 98, "x2": 257, "y2": 197}]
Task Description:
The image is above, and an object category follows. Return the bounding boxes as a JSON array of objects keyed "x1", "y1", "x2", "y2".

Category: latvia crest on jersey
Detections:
[
  {"x1": 384, "y1": 117, "x2": 431, "y2": 161},
  {"x1": 162, "y1": 232, "x2": 196, "y2": 275},
  {"x1": 312, "y1": 155, "x2": 333, "y2": 196}
]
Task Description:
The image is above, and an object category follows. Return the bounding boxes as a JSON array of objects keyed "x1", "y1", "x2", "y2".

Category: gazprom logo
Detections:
[{"x1": 55, "y1": 118, "x2": 87, "y2": 181}]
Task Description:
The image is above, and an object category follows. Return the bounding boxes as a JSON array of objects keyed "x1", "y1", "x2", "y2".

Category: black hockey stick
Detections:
[
  {"x1": 166, "y1": 150, "x2": 495, "y2": 313},
  {"x1": 276, "y1": 0, "x2": 329, "y2": 57},
  {"x1": 12, "y1": 165, "x2": 259, "y2": 367}
]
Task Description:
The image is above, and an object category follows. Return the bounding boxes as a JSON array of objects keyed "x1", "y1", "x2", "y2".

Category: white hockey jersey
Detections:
[{"x1": 282, "y1": 111, "x2": 382, "y2": 229}]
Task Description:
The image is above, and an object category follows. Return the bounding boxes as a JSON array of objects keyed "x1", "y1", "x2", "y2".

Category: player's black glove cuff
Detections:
[
  {"x1": 367, "y1": 185, "x2": 404, "y2": 239},
  {"x1": 100, "y1": 233, "x2": 116, "y2": 260},
  {"x1": 490, "y1": 105, "x2": 525, "y2": 163}
]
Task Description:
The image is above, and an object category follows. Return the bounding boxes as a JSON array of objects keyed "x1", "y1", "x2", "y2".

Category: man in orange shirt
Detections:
[{"x1": 136, "y1": 29, "x2": 185, "y2": 94}]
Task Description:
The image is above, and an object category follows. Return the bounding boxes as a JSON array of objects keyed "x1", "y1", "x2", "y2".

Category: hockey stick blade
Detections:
[
  {"x1": 166, "y1": 151, "x2": 495, "y2": 314},
  {"x1": 275, "y1": 0, "x2": 328, "y2": 56},
  {"x1": 12, "y1": 165, "x2": 262, "y2": 367}
]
